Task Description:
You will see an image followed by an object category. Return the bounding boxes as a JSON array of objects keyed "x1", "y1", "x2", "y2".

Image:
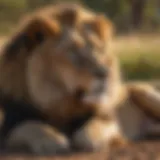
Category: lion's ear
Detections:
[
  {"x1": 25, "y1": 17, "x2": 60, "y2": 50},
  {"x1": 4, "y1": 17, "x2": 60, "y2": 57},
  {"x1": 93, "y1": 15, "x2": 114, "y2": 42}
]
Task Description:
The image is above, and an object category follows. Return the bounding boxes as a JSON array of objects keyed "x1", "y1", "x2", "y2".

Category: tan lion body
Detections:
[{"x1": 0, "y1": 3, "x2": 160, "y2": 155}]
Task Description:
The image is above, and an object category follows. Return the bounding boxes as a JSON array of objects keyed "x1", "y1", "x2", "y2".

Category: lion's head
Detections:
[
  {"x1": 0, "y1": 3, "x2": 117, "y2": 121},
  {"x1": 24, "y1": 4, "x2": 115, "y2": 109}
]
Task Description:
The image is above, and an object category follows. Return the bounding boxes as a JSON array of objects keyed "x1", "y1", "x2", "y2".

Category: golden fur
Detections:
[
  {"x1": 0, "y1": 2, "x2": 160, "y2": 155},
  {"x1": 0, "y1": 2, "x2": 117, "y2": 124}
]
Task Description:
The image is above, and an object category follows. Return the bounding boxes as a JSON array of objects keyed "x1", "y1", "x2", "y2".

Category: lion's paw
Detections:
[
  {"x1": 71, "y1": 118, "x2": 121, "y2": 152},
  {"x1": 5, "y1": 121, "x2": 71, "y2": 155}
]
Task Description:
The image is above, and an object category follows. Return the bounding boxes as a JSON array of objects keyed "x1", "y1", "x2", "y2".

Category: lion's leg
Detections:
[
  {"x1": 127, "y1": 82, "x2": 160, "y2": 119},
  {"x1": 5, "y1": 121, "x2": 71, "y2": 155},
  {"x1": 71, "y1": 117, "x2": 125, "y2": 152}
]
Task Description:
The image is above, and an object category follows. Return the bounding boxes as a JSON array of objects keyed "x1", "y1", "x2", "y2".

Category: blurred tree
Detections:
[
  {"x1": 0, "y1": 0, "x2": 159, "y2": 34},
  {"x1": 0, "y1": 0, "x2": 27, "y2": 20},
  {"x1": 27, "y1": 0, "x2": 80, "y2": 9},
  {"x1": 129, "y1": 0, "x2": 147, "y2": 30},
  {"x1": 81, "y1": 0, "x2": 130, "y2": 32}
]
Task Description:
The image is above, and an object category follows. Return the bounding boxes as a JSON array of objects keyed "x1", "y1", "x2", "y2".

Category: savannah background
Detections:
[{"x1": 0, "y1": 0, "x2": 160, "y2": 159}]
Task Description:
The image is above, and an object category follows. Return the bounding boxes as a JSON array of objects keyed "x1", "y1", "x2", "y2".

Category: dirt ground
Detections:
[{"x1": 0, "y1": 141, "x2": 160, "y2": 160}]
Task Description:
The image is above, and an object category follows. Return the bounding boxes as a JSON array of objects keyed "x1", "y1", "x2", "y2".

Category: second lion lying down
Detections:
[{"x1": 0, "y1": 2, "x2": 160, "y2": 155}]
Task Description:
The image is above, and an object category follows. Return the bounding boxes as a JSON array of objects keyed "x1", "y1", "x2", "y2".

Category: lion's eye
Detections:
[
  {"x1": 69, "y1": 51, "x2": 77, "y2": 62},
  {"x1": 69, "y1": 51, "x2": 84, "y2": 67}
]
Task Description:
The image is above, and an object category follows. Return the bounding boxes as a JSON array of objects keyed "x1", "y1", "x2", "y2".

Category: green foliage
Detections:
[
  {"x1": 119, "y1": 52, "x2": 160, "y2": 80},
  {"x1": 0, "y1": 0, "x2": 27, "y2": 9},
  {"x1": 81, "y1": 0, "x2": 130, "y2": 30},
  {"x1": 143, "y1": 0, "x2": 160, "y2": 30}
]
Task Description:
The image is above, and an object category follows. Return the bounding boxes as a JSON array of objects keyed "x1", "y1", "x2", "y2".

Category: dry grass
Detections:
[
  {"x1": 113, "y1": 34, "x2": 160, "y2": 54},
  {"x1": 112, "y1": 34, "x2": 160, "y2": 80}
]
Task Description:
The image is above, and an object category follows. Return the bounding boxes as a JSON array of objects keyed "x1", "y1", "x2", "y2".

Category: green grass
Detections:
[
  {"x1": 118, "y1": 51, "x2": 160, "y2": 80},
  {"x1": 112, "y1": 35, "x2": 160, "y2": 81}
]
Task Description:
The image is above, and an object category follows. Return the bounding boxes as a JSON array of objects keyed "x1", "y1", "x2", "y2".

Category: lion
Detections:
[
  {"x1": 0, "y1": 3, "x2": 120, "y2": 154},
  {"x1": 0, "y1": 2, "x2": 160, "y2": 155}
]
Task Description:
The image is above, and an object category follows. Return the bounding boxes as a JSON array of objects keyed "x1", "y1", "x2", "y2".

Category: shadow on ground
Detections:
[{"x1": 0, "y1": 141, "x2": 160, "y2": 160}]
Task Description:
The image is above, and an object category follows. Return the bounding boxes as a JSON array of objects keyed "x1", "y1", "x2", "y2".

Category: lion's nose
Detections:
[{"x1": 94, "y1": 67, "x2": 107, "y2": 79}]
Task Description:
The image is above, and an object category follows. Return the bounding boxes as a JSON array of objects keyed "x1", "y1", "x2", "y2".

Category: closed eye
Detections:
[{"x1": 69, "y1": 50, "x2": 85, "y2": 68}]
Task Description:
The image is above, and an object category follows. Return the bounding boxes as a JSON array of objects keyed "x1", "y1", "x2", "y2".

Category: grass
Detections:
[
  {"x1": 113, "y1": 34, "x2": 160, "y2": 80},
  {"x1": 119, "y1": 51, "x2": 160, "y2": 80}
]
